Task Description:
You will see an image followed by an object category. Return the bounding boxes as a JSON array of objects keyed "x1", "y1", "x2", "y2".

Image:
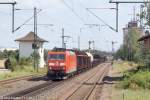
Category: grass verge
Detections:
[
  {"x1": 0, "y1": 65, "x2": 47, "y2": 80},
  {"x1": 111, "y1": 61, "x2": 150, "y2": 100},
  {"x1": 112, "y1": 88, "x2": 150, "y2": 100}
]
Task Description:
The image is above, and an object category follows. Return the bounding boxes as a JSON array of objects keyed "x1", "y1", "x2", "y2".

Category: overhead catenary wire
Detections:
[
  {"x1": 86, "y1": 8, "x2": 117, "y2": 32},
  {"x1": 43, "y1": 8, "x2": 82, "y2": 36},
  {"x1": 75, "y1": 0, "x2": 103, "y2": 33},
  {"x1": 62, "y1": 0, "x2": 86, "y2": 23},
  {"x1": 13, "y1": 9, "x2": 42, "y2": 32}
]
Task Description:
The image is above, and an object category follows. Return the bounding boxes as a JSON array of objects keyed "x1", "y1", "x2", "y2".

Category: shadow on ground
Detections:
[
  {"x1": 100, "y1": 75, "x2": 124, "y2": 85},
  {"x1": 27, "y1": 76, "x2": 64, "y2": 82}
]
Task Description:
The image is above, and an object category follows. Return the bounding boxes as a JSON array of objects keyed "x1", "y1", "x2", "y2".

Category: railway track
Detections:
[
  {"x1": 0, "y1": 74, "x2": 45, "y2": 85},
  {"x1": 5, "y1": 80, "x2": 54, "y2": 97},
  {"x1": 4, "y1": 78, "x2": 74, "y2": 99},
  {"x1": 3, "y1": 63, "x2": 110, "y2": 100},
  {"x1": 65, "y1": 63, "x2": 110, "y2": 100},
  {"x1": 86, "y1": 64, "x2": 110, "y2": 100}
]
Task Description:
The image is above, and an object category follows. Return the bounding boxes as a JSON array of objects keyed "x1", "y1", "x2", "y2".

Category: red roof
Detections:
[{"x1": 15, "y1": 31, "x2": 48, "y2": 42}]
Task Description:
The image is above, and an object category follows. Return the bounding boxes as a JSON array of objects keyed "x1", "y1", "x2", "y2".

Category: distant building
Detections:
[
  {"x1": 138, "y1": 34, "x2": 150, "y2": 49},
  {"x1": 15, "y1": 31, "x2": 48, "y2": 68},
  {"x1": 123, "y1": 21, "x2": 144, "y2": 46},
  {"x1": 0, "y1": 48, "x2": 18, "y2": 52}
]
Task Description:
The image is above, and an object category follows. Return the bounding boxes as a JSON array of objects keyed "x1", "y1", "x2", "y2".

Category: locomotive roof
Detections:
[{"x1": 51, "y1": 48, "x2": 88, "y2": 56}]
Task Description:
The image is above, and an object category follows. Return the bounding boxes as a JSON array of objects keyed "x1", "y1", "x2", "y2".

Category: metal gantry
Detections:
[
  {"x1": 88, "y1": 40, "x2": 95, "y2": 52},
  {"x1": 0, "y1": 2, "x2": 17, "y2": 33},
  {"x1": 61, "y1": 28, "x2": 71, "y2": 49},
  {"x1": 109, "y1": 0, "x2": 150, "y2": 3},
  {"x1": 86, "y1": 7, "x2": 118, "y2": 32},
  {"x1": 109, "y1": 0, "x2": 150, "y2": 32}
]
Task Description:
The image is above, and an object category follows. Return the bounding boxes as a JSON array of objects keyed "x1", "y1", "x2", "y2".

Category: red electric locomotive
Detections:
[{"x1": 47, "y1": 48, "x2": 92, "y2": 79}]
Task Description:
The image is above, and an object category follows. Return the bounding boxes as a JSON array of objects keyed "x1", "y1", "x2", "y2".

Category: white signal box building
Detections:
[{"x1": 15, "y1": 31, "x2": 48, "y2": 68}]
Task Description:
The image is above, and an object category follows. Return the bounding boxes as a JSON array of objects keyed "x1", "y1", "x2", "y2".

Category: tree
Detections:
[
  {"x1": 115, "y1": 28, "x2": 141, "y2": 61},
  {"x1": 137, "y1": 4, "x2": 150, "y2": 69},
  {"x1": 127, "y1": 28, "x2": 141, "y2": 61}
]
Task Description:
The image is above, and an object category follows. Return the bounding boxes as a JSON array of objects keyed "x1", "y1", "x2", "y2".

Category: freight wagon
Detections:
[{"x1": 47, "y1": 48, "x2": 103, "y2": 79}]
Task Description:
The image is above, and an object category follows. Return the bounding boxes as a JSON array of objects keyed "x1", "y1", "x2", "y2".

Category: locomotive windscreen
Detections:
[{"x1": 48, "y1": 54, "x2": 65, "y2": 60}]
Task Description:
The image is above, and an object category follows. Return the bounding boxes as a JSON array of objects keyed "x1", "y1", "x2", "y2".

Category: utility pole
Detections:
[
  {"x1": 140, "y1": 5, "x2": 144, "y2": 28},
  {"x1": 112, "y1": 41, "x2": 117, "y2": 53},
  {"x1": 89, "y1": 41, "x2": 92, "y2": 52},
  {"x1": 133, "y1": 6, "x2": 136, "y2": 21},
  {"x1": 61, "y1": 28, "x2": 71, "y2": 49},
  {"x1": 78, "y1": 36, "x2": 80, "y2": 50},
  {"x1": 93, "y1": 41, "x2": 95, "y2": 51},
  {"x1": 105, "y1": 40, "x2": 117, "y2": 53},
  {"x1": 111, "y1": 40, "x2": 117, "y2": 64},
  {"x1": 88, "y1": 40, "x2": 94, "y2": 52},
  {"x1": 0, "y1": 2, "x2": 17, "y2": 33},
  {"x1": 109, "y1": 0, "x2": 150, "y2": 32},
  {"x1": 33, "y1": 7, "x2": 38, "y2": 71},
  {"x1": 62, "y1": 28, "x2": 65, "y2": 48},
  {"x1": 116, "y1": 3, "x2": 119, "y2": 32},
  {"x1": 128, "y1": 6, "x2": 137, "y2": 21},
  {"x1": 12, "y1": 3, "x2": 15, "y2": 33}
]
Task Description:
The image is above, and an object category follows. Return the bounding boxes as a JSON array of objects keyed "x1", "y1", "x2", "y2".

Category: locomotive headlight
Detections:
[
  {"x1": 60, "y1": 63, "x2": 65, "y2": 66},
  {"x1": 49, "y1": 63, "x2": 54, "y2": 66},
  {"x1": 49, "y1": 66, "x2": 52, "y2": 70}
]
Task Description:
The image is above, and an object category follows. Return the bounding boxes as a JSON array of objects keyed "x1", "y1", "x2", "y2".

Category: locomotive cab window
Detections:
[{"x1": 48, "y1": 54, "x2": 65, "y2": 60}]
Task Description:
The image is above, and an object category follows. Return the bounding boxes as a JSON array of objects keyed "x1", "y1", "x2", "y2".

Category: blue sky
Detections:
[{"x1": 0, "y1": 0, "x2": 143, "y2": 52}]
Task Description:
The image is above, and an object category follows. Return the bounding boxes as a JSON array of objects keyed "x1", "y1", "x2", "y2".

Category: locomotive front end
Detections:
[{"x1": 47, "y1": 52, "x2": 66, "y2": 79}]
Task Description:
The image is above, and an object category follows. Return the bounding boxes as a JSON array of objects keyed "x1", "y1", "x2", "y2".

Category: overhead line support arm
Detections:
[
  {"x1": 0, "y1": 2, "x2": 17, "y2": 33},
  {"x1": 109, "y1": 1, "x2": 150, "y2": 3}
]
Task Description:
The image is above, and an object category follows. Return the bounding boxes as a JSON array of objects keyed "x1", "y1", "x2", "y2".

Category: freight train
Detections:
[{"x1": 47, "y1": 48, "x2": 106, "y2": 79}]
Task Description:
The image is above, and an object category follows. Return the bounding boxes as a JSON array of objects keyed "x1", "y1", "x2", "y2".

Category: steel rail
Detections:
[
  {"x1": 65, "y1": 63, "x2": 107, "y2": 100},
  {"x1": 84, "y1": 64, "x2": 110, "y2": 100},
  {"x1": 5, "y1": 81, "x2": 55, "y2": 97},
  {"x1": 25, "y1": 64, "x2": 106, "y2": 97},
  {"x1": 0, "y1": 74, "x2": 45, "y2": 85},
  {"x1": 4, "y1": 63, "x2": 106, "y2": 98}
]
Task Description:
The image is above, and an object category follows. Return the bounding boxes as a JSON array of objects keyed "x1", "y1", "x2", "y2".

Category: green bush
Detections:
[
  {"x1": 9, "y1": 57, "x2": 18, "y2": 71},
  {"x1": 122, "y1": 71, "x2": 150, "y2": 89},
  {"x1": 19, "y1": 57, "x2": 32, "y2": 65},
  {"x1": 9, "y1": 57, "x2": 33, "y2": 71}
]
